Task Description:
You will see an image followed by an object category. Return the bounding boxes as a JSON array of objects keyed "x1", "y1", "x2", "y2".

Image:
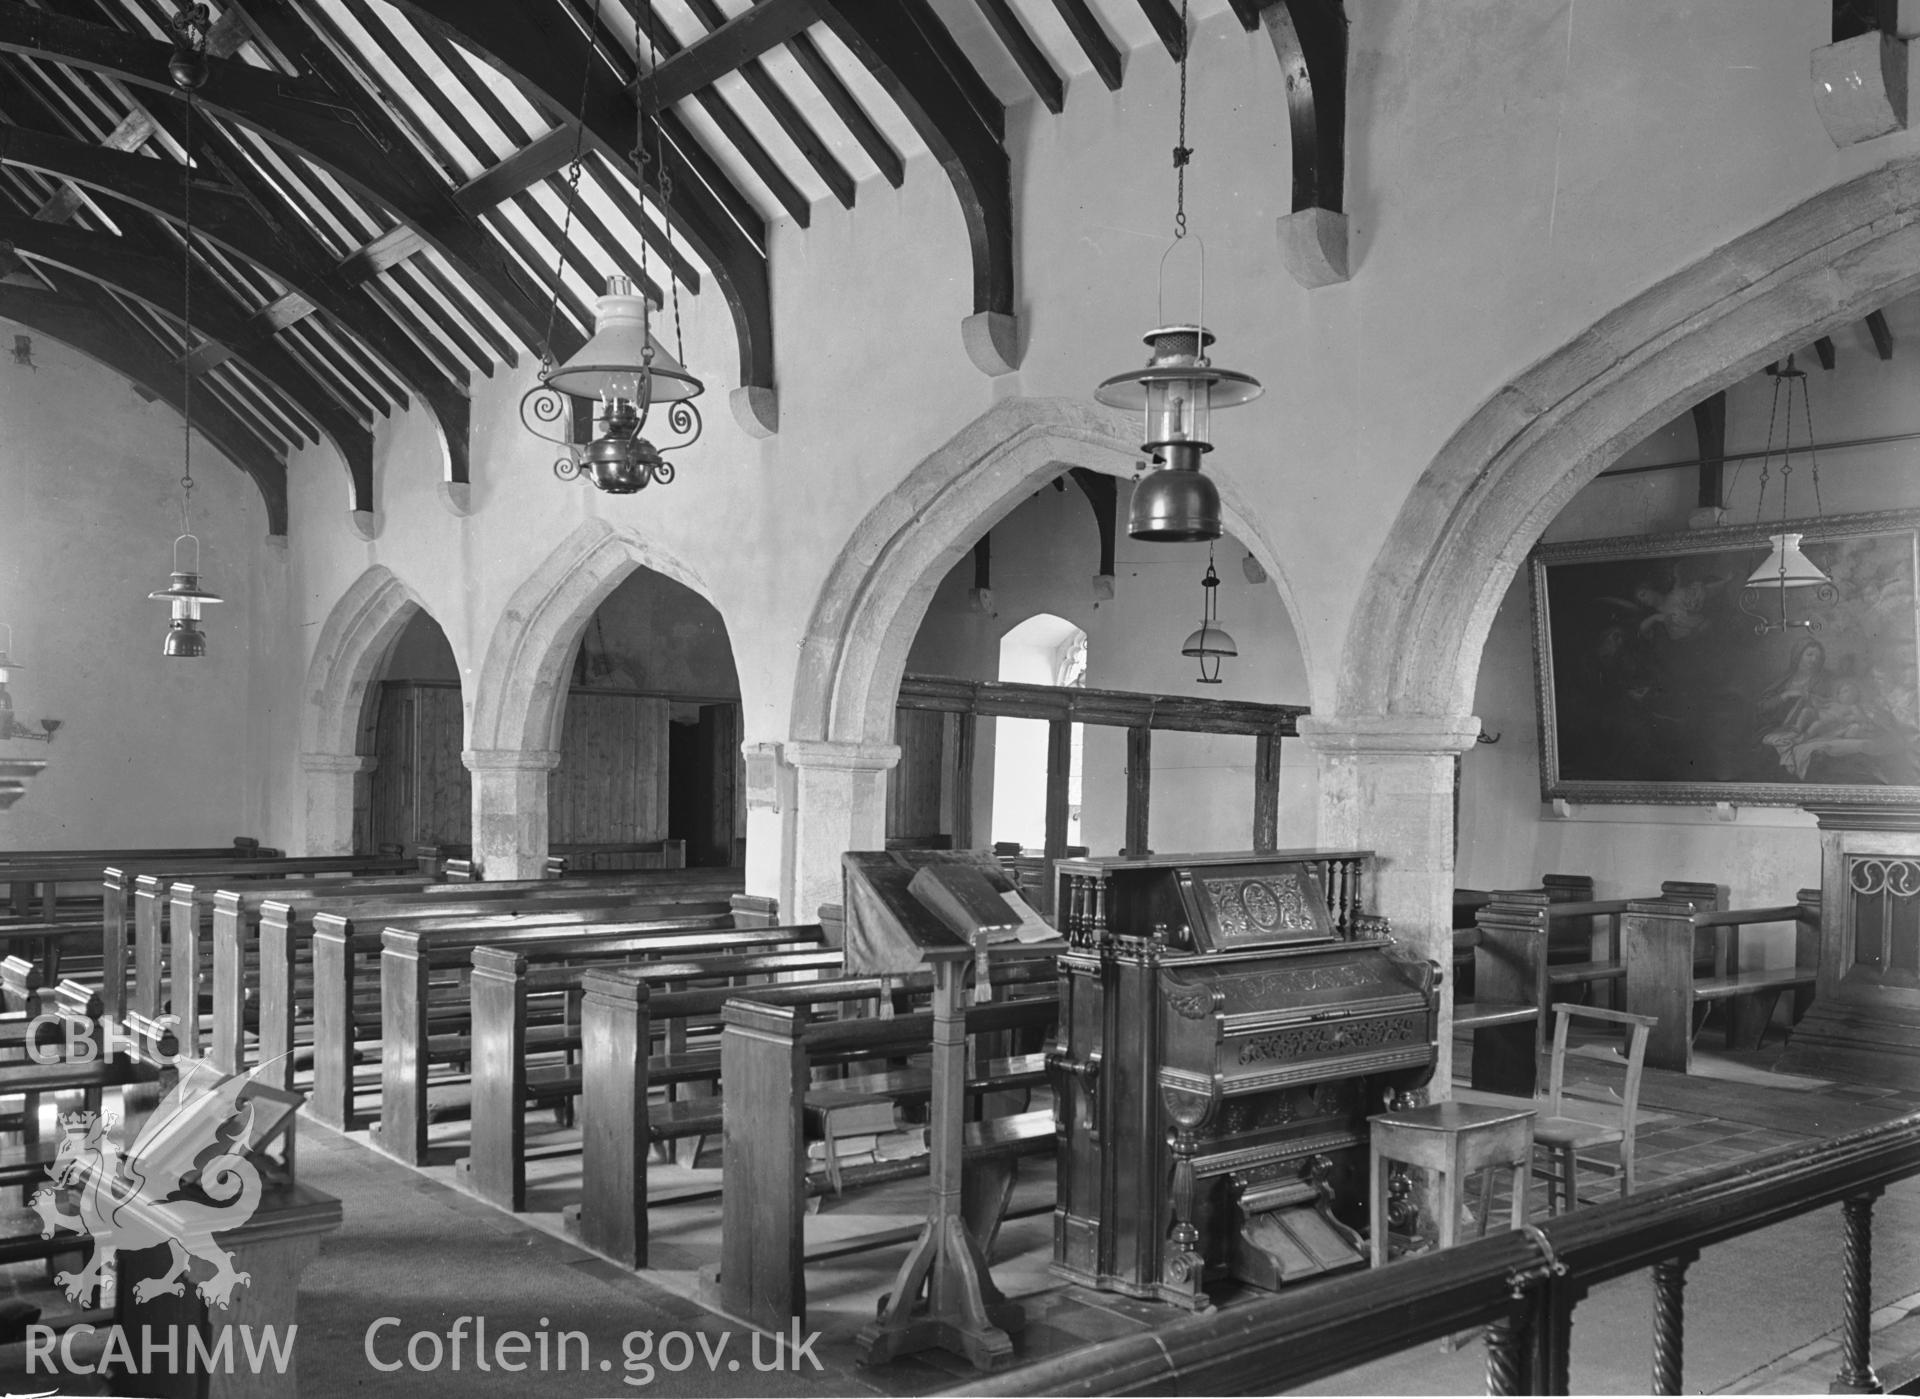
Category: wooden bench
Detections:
[
  {"x1": 367, "y1": 912, "x2": 800, "y2": 1159},
  {"x1": 250, "y1": 871, "x2": 752, "y2": 1102},
  {"x1": 717, "y1": 993, "x2": 1059, "y2": 1330},
  {"x1": 462, "y1": 939, "x2": 854, "y2": 1214},
  {"x1": 1456, "y1": 879, "x2": 1720, "y2": 1093},
  {"x1": 2, "y1": 839, "x2": 273, "y2": 917},
  {"x1": 1623, "y1": 891, "x2": 1821, "y2": 1073}
]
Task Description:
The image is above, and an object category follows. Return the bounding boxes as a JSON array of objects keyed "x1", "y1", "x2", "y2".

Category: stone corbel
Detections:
[{"x1": 1812, "y1": 28, "x2": 1911, "y2": 147}]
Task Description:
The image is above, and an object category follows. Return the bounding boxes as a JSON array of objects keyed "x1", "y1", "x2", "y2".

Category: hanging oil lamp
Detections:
[
  {"x1": 1736, "y1": 356, "x2": 1837, "y2": 635},
  {"x1": 1181, "y1": 548, "x2": 1237, "y2": 683}
]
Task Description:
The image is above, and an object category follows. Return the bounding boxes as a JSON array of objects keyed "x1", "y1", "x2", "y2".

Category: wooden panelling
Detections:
[
  {"x1": 550, "y1": 692, "x2": 670, "y2": 845},
  {"x1": 368, "y1": 681, "x2": 470, "y2": 853},
  {"x1": 887, "y1": 707, "x2": 947, "y2": 840}
]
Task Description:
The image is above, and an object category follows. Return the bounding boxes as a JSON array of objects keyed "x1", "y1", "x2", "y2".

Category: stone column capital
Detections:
[
  {"x1": 782, "y1": 739, "x2": 902, "y2": 774},
  {"x1": 1296, "y1": 714, "x2": 1483, "y2": 759},
  {"x1": 300, "y1": 752, "x2": 378, "y2": 775},
  {"x1": 462, "y1": 748, "x2": 562, "y2": 774}
]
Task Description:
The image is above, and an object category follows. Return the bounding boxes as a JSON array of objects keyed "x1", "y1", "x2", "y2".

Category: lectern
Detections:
[{"x1": 842, "y1": 850, "x2": 1031, "y2": 1370}]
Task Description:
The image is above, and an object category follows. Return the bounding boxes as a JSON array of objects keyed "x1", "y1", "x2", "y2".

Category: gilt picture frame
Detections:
[{"x1": 1530, "y1": 508, "x2": 1920, "y2": 806}]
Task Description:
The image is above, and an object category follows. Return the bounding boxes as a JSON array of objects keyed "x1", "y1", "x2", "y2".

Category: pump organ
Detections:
[{"x1": 1048, "y1": 851, "x2": 1439, "y2": 1309}]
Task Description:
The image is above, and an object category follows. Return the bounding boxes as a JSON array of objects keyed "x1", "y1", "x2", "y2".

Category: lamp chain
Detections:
[
  {"x1": 1172, "y1": 0, "x2": 1191, "y2": 241},
  {"x1": 541, "y1": 0, "x2": 601, "y2": 378},
  {"x1": 1753, "y1": 360, "x2": 1785, "y2": 526},
  {"x1": 638, "y1": 4, "x2": 685, "y2": 369},
  {"x1": 180, "y1": 86, "x2": 195, "y2": 535}
]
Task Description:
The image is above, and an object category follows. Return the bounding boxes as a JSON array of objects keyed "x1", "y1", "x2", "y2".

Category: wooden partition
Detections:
[
  {"x1": 886, "y1": 674, "x2": 1307, "y2": 912},
  {"x1": 370, "y1": 681, "x2": 743, "y2": 864}
]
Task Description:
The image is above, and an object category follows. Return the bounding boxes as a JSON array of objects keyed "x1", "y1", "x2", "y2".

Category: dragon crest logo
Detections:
[{"x1": 29, "y1": 1059, "x2": 273, "y2": 1310}]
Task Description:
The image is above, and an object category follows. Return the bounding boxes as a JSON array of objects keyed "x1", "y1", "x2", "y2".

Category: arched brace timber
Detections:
[
  {"x1": 0, "y1": 210, "x2": 375, "y2": 515},
  {"x1": 385, "y1": 0, "x2": 775, "y2": 402},
  {"x1": 0, "y1": 113, "x2": 475, "y2": 492},
  {"x1": 1067, "y1": 467, "x2": 1117, "y2": 580},
  {"x1": 0, "y1": 282, "x2": 287, "y2": 535},
  {"x1": 1262, "y1": 0, "x2": 1350, "y2": 288},
  {"x1": 0, "y1": 1, "x2": 576, "y2": 365},
  {"x1": 812, "y1": 0, "x2": 1017, "y2": 374}
]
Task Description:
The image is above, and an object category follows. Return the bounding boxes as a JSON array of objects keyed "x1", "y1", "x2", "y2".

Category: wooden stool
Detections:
[{"x1": 1368, "y1": 1100, "x2": 1535, "y2": 1266}]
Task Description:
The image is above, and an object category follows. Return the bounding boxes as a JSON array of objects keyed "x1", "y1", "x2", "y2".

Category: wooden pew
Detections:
[
  {"x1": 1456, "y1": 879, "x2": 1720, "y2": 1093},
  {"x1": 565, "y1": 953, "x2": 1055, "y2": 1267},
  {"x1": 248, "y1": 871, "x2": 753, "y2": 1098},
  {"x1": 373, "y1": 915, "x2": 817, "y2": 1163},
  {"x1": 461, "y1": 936, "x2": 849, "y2": 1212},
  {"x1": 105, "y1": 853, "x2": 427, "y2": 1027},
  {"x1": 2, "y1": 838, "x2": 273, "y2": 917},
  {"x1": 718, "y1": 993, "x2": 1059, "y2": 1331},
  {"x1": 1623, "y1": 890, "x2": 1821, "y2": 1073},
  {"x1": 206, "y1": 870, "x2": 694, "y2": 1074}
]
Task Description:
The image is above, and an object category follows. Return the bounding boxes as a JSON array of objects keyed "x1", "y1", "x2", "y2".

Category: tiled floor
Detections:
[{"x1": 0, "y1": 1031, "x2": 1914, "y2": 1397}]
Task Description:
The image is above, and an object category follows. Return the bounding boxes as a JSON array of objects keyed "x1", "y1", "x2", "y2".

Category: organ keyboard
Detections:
[{"x1": 1050, "y1": 850, "x2": 1438, "y2": 1309}]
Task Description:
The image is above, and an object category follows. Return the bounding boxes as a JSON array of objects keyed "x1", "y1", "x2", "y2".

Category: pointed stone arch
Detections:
[
  {"x1": 783, "y1": 394, "x2": 1304, "y2": 921},
  {"x1": 465, "y1": 519, "x2": 716, "y2": 878},
  {"x1": 300, "y1": 565, "x2": 431, "y2": 854},
  {"x1": 1342, "y1": 156, "x2": 1920, "y2": 725}
]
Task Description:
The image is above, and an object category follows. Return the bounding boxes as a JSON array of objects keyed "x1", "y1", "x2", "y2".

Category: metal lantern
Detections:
[
  {"x1": 1100, "y1": 325, "x2": 1262, "y2": 541},
  {"x1": 523, "y1": 277, "x2": 705, "y2": 494},
  {"x1": 1735, "y1": 357, "x2": 1836, "y2": 635},
  {"x1": 1180, "y1": 551, "x2": 1238, "y2": 684},
  {"x1": 149, "y1": 534, "x2": 222, "y2": 658}
]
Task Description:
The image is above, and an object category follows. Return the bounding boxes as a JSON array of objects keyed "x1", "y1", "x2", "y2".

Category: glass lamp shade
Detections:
[
  {"x1": 0, "y1": 651, "x2": 13, "y2": 687},
  {"x1": 1095, "y1": 326, "x2": 1263, "y2": 454},
  {"x1": 1744, "y1": 532, "x2": 1830, "y2": 588},
  {"x1": 1181, "y1": 621, "x2": 1238, "y2": 660},
  {"x1": 1129, "y1": 460, "x2": 1221, "y2": 541},
  {"x1": 149, "y1": 572, "x2": 222, "y2": 659},
  {"x1": 541, "y1": 277, "x2": 703, "y2": 406}
]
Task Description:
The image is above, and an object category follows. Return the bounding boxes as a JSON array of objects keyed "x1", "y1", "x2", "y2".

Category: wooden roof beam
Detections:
[
  {"x1": 389, "y1": 0, "x2": 778, "y2": 435},
  {"x1": 812, "y1": 0, "x2": 1018, "y2": 376},
  {"x1": 784, "y1": 31, "x2": 903, "y2": 186},
  {"x1": 1135, "y1": 0, "x2": 1187, "y2": 60},
  {"x1": 0, "y1": 1, "x2": 575, "y2": 363},
  {"x1": 0, "y1": 210, "x2": 376, "y2": 513},
  {"x1": 0, "y1": 281, "x2": 286, "y2": 533},
  {"x1": 1265, "y1": 0, "x2": 1350, "y2": 289},
  {"x1": 679, "y1": 0, "x2": 856, "y2": 209},
  {"x1": 643, "y1": 0, "x2": 816, "y2": 108},
  {"x1": 972, "y1": 0, "x2": 1065, "y2": 113},
  {"x1": 1867, "y1": 307, "x2": 1894, "y2": 359},
  {"x1": 1046, "y1": 0, "x2": 1122, "y2": 90},
  {"x1": 0, "y1": 117, "x2": 475, "y2": 495}
]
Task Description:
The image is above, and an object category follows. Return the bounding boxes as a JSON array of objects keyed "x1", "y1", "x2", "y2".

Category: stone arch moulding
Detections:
[
  {"x1": 783, "y1": 394, "x2": 1305, "y2": 919},
  {"x1": 464, "y1": 519, "x2": 716, "y2": 880},
  {"x1": 300, "y1": 565, "x2": 429, "y2": 854},
  {"x1": 1343, "y1": 155, "x2": 1920, "y2": 727}
]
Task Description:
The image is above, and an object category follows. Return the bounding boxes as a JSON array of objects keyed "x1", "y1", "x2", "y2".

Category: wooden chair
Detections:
[{"x1": 1461, "y1": 1001, "x2": 1654, "y2": 1213}]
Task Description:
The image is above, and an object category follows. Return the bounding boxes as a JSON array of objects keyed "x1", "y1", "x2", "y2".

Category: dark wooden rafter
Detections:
[
  {"x1": 1814, "y1": 335, "x2": 1837, "y2": 370},
  {"x1": 453, "y1": 125, "x2": 582, "y2": 212},
  {"x1": 812, "y1": 0, "x2": 1011, "y2": 321},
  {"x1": 641, "y1": 0, "x2": 815, "y2": 107},
  {"x1": 1135, "y1": 0, "x2": 1188, "y2": 60},
  {"x1": 633, "y1": 3, "x2": 811, "y2": 228},
  {"x1": 1690, "y1": 390, "x2": 1727, "y2": 512},
  {"x1": 784, "y1": 32, "x2": 904, "y2": 187},
  {"x1": 1068, "y1": 467, "x2": 1117, "y2": 578},
  {"x1": 0, "y1": 209, "x2": 377, "y2": 511},
  {"x1": 1048, "y1": 0, "x2": 1122, "y2": 91},
  {"x1": 678, "y1": 0, "x2": 855, "y2": 209},
  {"x1": 121, "y1": 105, "x2": 476, "y2": 484},
  {"x1": 1266, "y1": 0, "x2": 1347, "y2": 214},
  {"x1": 387, "y1": 0, "x2": 775, "y2": 396},
  {"x1": 0, "y1": 281, "x2": 286, "y2": 532},
  {"x1": 1226, "y1": 0, "x2": 1265, "y2": 29},
  {"x1": 971, "y1": 0, "x2": 1063, "y2": 113},
  {"x1": 0, "y1": 1, "x2": 578, "y2": 362},
  {"x1": 1866, "y1": 308, "x2": 1894, "y2": 359},
  {"x1": 972, "y1": 531, "x2": 990, "y2": 591}
]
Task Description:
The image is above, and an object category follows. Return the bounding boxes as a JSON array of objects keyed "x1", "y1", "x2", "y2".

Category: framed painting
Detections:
[{"x1": 1531, "y1": 509, "x2": 1920, "y2": 806}]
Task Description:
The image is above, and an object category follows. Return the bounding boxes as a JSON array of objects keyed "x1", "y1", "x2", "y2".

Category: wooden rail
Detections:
[{"x1": 944, "y1": 1109, "x2": 1920, "y2": 1397}]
